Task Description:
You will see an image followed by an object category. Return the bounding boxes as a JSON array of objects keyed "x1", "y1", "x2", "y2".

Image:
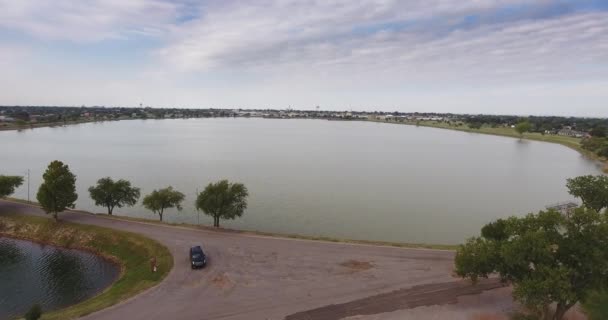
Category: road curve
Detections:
[{"x1": 1, "y1": 200, "x2": 497, "y2": 320}]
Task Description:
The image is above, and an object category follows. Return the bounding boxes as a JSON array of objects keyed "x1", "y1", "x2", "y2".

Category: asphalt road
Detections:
[{"x1": 0, "y1": 201, "x2": 499, "y2": 320}]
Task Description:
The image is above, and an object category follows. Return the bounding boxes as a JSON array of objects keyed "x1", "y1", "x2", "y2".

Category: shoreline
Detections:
[
  {"x1": 370, "y1": 119, "x2": 608, "y2": 173},
  {"x1": 4, "y1": 197, "x2": 457, "y2": 251}
]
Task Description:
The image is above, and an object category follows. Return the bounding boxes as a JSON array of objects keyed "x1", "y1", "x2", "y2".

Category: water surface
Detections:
[
  {"x1": 1, "y1": 118, "x2": 602, "y2": 244},
  {"x1": 0, "y1": 237, "x2": 119, "y2": 319}
]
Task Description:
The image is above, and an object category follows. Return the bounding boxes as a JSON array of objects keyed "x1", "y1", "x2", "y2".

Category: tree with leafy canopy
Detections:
[
  {"x1": 455, "y1": 208, "x2": 608, "y2": 320},
  {"x1": 467, "y1": 121, "x2": 483, "y2": 130},
  {"x1": 88, "y1": 177, "x2": 140, "y2": 215},
  {"x1": 566, "y1": 175, "x2": 608, "y2": 213},
  {"x1": 0, "y1": 175, "x2": 24, "y2": 198},
  {"x1": 195, "y1": 180, "x2": 249, "y2": 228},
  {"x1": 590, "y1": 126, "x2": 607, "y2": 138},
  {"x1": 142, "y1": 186, "x2": 184, "y2": 221},
  {"x1": 515, "y1": 120, "x2": 532, "y2": 137},
  {"x1": 36, "y1": 161, "x2": 78, "y2": 221}
]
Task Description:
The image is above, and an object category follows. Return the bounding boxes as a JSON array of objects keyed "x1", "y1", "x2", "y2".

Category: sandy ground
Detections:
[{"x1": 1, "y1": 200, "x2": 527, "y2": 320}]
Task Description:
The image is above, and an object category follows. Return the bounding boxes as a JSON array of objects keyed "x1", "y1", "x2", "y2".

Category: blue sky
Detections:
[{"x1": 0, "y1": 0, "x2": 607, "y2": 116}]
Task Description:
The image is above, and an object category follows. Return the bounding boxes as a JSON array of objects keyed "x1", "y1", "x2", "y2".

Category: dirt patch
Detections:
[
  {"x1": 340, "y1": 260, "x2": 374, "y2": 271},
  {"x1": 211, "y1": 272, "x2": 235, "y2": 289}
]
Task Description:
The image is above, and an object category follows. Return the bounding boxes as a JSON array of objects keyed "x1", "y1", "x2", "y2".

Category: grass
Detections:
[
  {"x1": 583, "y1": 290, "x2": 608, "y2": 320},
  {"x1": 374, "y1": 119, "x2": 608, "y2": 172},
  {"x1": 0, "y1": 212, "x2": 173, "y2": 320}
]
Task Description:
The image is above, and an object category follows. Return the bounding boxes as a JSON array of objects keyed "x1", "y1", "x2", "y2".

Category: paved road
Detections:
[{"x1": 0, "y1": 201, "x2": 498, "y2": 320}]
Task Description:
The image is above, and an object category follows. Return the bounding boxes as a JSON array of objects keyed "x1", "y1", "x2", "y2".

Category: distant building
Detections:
[
  {"x1": 557, "y1": 126, "x2": 587, "y2": 138},
  {"x1": 0, "y1": 115, "x2": 15, "y2": 122},
  {"x1": 546, "y1": 202, "x2": 578, "y2": 218}
]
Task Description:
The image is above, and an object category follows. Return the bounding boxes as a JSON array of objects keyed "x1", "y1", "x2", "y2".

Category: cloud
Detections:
[
  {"x1": 0, "y1": 0, "x2": 607, "y2": 116},
  {"x1": 0, "y1": 0, "x2": 187, "y2": 41},
  {"x1": 151, "y1": 1, "x2": 608, "y2": 89}
]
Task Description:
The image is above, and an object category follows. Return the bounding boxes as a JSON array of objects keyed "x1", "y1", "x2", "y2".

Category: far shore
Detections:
[{"x1": 372, "y1": 118, "x2": 608, "y2": 173}]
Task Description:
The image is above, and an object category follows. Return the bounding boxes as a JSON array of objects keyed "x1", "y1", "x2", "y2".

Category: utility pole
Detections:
[
  {"x1": 27, "y1": 169, "x2": 30, "y2": 203},
  {"x1": 196, "y1": 188, "x2": 200, "y2": 226}
]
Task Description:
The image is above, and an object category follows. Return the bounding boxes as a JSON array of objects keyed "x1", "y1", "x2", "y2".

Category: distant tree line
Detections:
[
  {"x1": 582, "y1": 128, "x2": 608, "y2": 158},
  {"x1": 462, "y1": 114, "x2": 608, "y2": 134}
]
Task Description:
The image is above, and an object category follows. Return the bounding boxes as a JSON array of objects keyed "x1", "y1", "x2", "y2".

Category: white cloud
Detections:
[
  {"x1": 156, "y1": 2, "x2": 608, "y2": 86},
  {"x1": 0, "y1": 0, "x2": 184, "y2": 41}
]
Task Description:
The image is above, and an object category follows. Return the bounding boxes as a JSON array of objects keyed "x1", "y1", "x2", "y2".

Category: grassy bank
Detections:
[
  {"x1": 0, "y1": 213, "x2": 173, "y2": 320},
  {"x1": 0, "y1": 119, "x2": 101, "y2": 131},
  {"x1": 374, "y1": 119, "x2": 608, "y2": 173}
]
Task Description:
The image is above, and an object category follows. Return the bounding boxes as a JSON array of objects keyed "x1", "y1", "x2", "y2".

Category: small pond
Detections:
[{"x1": 0, "y1": 237, "x2": 120, "y2": 319}]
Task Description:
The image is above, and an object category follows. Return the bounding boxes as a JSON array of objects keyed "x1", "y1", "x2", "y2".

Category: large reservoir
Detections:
[{"x1": 1, "y1": 118, "x2": 602, "y2": 244}]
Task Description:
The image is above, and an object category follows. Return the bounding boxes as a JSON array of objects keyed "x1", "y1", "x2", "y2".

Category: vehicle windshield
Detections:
[{"x1": 192, "y1": 253, "x2": 203, "y2": 260}]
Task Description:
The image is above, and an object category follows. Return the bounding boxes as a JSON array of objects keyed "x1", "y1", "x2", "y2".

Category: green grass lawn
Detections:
[
  {"x1": 583, "y1": 290, "x2": 608, "y2": 320},
  {"x1": 0, "y1": 213, "x2": 173, "y2": 320}
]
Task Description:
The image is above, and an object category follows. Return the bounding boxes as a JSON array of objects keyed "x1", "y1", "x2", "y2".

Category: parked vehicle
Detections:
[{"x1": 189, "y1": 246, "x2": 207, "y2": 269}]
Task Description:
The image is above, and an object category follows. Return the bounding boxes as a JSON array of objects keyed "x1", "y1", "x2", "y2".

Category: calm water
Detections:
[
  {"x1": 0, "y1": 237, "x2": 119, "y2": 319},
  {"x1": 1, "y1": 118, "x2": 603, "y2": 244}
]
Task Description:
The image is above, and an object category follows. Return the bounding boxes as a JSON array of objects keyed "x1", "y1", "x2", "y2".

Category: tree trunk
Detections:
[
  {"x1": 108, "y1": 206, "x2": 113, "y2": 215},
  {"x1": 553, "y1": 302, "x2": 574, "y2": 320},
  {"x1": 53, "y1": 211, "x2": 58, "y2": 221}
]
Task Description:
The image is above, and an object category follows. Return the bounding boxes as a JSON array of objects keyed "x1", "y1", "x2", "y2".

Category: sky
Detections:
[{"x1": 0, "y1": 0, "x2": 607, "y2": 117}]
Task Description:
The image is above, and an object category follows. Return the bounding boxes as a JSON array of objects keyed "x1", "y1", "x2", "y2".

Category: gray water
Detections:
[
  {"x1": 0, "y1": 237, "x2": 119, "y2": 319},
  {"x1": 1, "y1": 118, "x2": 603, "y2": 244}
]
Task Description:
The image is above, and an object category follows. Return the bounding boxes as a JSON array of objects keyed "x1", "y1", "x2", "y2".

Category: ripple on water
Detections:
[{"x1": 0, "y1": 237, "x2": 120, "y2": 319}]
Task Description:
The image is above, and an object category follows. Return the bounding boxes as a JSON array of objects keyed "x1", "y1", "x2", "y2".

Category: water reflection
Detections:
[
  {"x1": 0, "y1": 240, "x2": 24, "y2": 266},
  {"x1": 42, "y1": 249, "x2": 88, "y2": 307},
  {"x1": 0, "y1": 237, "x2": 119, "y2": 320}
]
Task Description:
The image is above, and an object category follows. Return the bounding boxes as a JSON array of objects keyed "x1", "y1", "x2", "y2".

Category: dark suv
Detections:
[{"x1": 189, "y1": 246, "x2": 207, "y2": 269}]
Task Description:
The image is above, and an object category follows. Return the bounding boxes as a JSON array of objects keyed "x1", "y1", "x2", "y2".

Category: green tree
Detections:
[
  {"x1": 566, "y1": 175, "x2": 608, "y2": 213},
  {"x1": 590, "y1": 126, "x2": 607, "y2": 138},
  {"x1": 467, "y1": 121, "x2": 483, "y2": 130},
  {"x1": 0, "y1": 175, "x2": 24, "y2": 198},
  {"x1": 455, "y1": 208, "x2": 608, "y2": 320},
  {"x1": 88, "y1": 177, "x2": 141, "y2": 215},
  {"x1": 36, "y1": 161, "x2": 78, "y2": 221},
  {"x1": 24, "y1": 304, "x2": 42, "y2": 320},
  {"x1": 142, "y1": 187, "x2": 184, "y2": 221},
  {"x1": 515, "y1": 120, "x2": 532, "y2": 137},
  {"x1": 195, "y1": 180, "x2": 249, "y2": 228}
]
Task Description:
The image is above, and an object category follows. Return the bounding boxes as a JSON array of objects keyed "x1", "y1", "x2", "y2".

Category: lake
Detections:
[
  {"x1": 0, "y1": 237, "x2": 119, "y2": 319},
  {"x1": 1, "y1": 118, "x2": 603, "y2": 244}
]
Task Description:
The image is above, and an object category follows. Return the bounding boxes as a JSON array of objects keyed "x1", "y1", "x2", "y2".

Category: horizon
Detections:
[
  {"x1": 1, "y1": 105, "x2": 607, "y2": 119},
  {"x1": 1, "y1": 1, "x2": 607, "y2": 117}
]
